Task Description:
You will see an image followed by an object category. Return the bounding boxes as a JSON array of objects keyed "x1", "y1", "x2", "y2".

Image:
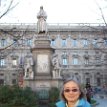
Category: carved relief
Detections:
[{"x1": 37, "y1": 54, "x2": 49, "y2": 73}]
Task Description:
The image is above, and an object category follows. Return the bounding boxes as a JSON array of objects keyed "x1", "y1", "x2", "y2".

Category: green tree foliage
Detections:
[
  {"x1": 49, "y1": 87, "x2": 60, "y2": 107},
  {"x1": 0, "y1": 85, "x2": 14, "y2": 104},
  {"x1": 0, "y1": 85, "x2": 38, "y2": 107}
]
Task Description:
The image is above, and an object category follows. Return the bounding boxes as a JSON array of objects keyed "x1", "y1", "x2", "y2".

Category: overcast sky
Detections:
[{"x1": 0, "y1": 0, "x2": 107, "y2": 23}]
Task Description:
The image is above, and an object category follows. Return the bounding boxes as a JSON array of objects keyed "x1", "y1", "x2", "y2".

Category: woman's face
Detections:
[{"x1": 63, "y1": 81, "x2": 81, "y2": 102}]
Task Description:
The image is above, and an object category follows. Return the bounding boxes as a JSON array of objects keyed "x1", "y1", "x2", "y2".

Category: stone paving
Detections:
[{"x1": 93, "y1": 95, "x2": 107, "y2": 107}]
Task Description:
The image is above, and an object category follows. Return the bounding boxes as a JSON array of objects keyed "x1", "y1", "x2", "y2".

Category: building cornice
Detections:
[{"x1": 0, "y1": 23, "x2": 106, "y2": 32}]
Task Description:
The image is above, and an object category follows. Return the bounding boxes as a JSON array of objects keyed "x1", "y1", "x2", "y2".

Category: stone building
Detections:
[{"x1": 0, "y1": 6, "x2": 107, "y2": 90}]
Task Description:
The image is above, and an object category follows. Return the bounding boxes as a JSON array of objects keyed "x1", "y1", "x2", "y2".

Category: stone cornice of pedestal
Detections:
[{"x1": 31, "y1": 46, "x2": 54, "y2": 51}]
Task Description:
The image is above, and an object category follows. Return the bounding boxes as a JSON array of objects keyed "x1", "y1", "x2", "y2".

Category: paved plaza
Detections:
[{"x1": 94, "y1": 96, "x2": 107, "y2": 107}]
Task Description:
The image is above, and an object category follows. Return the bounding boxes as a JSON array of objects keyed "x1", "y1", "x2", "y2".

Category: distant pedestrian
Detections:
[{"x1": 85, "y1": 82, "x2": 92, "y2": 104}]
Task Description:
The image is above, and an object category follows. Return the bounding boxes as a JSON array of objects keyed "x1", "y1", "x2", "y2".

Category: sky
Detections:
[{"x1": 0, "y1": 0, "x2": 107, "y2": 23}]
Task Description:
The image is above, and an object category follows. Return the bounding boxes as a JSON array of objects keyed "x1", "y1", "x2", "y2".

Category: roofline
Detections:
[{"x1": 0, "y1": 23, "x2": 107, "y2": 32}]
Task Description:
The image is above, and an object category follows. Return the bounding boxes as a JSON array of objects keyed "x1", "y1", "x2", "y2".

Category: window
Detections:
[
  {"x1": 27, "y1": 39, "x2": 32, "y2": 46},
  {"x1": 0, "y1": 58, "x2": 5, "y2": 67},
  {"x1": 93, "y1": 39, "x2": 98, "y2": 48},
  {"x1": 86, "y1": 78, "x2": 90, "y2": 84},
  {"x1": 83, "y1": 39, "x2": 88, "y2": 47},
  {"x1": 1, "y1": 39, "x2": 6, "y2": 47},
  {"x1": 96, "y1": 78, "x2": 101, "y2": 86},
  {"x1": 51, "y1": 39, "x2": 55, "y2": 46},
  {"x1": 0, "y1": 73, "x2": 4, "y2": 76},
  {"x1": 0, "y1": 79, "x2": 4, "y2": 85},
  {"x1": 19, "y1": 57, "x2": 24, "y2": 66},
  {"x1": 12, "y1": 79, "x2": 17, "y2": 85},
  {"x1": 84, "y1": 52, "x2": 89, "y2": 65},
  {"x1": 73, "y1": 58, "x2": 78, "y2": 65},
  {"x1": 95, "y1": 52, "x2": 101, "y2": 65},
  {"x1": 62, "y1": 57, "x2": 68, "y2": 65},
  {"x1": 12, "y1": 58, "x2": 17, "y2": 66},
  {"x1": 104, "y1": 38, "x2": 107, "y2": 46},
  {"x1": 62, "y1": 39, "x2": 66, "y2": 47},
  {"x1": 72, "y1": 39, "x2": 77, "y2": 47},
  {"x1": 12, "y1": 73, "x2": 16, "y2": 76},
  {"x1": 84, "y1": 59, "x2": 89, "y2": 65},
  {"x1": 13, "y1": 39, "x2": 18, "y2": 46},
  {"x1": 62, "y1": 52, "x2": 68, "y2": 66}
]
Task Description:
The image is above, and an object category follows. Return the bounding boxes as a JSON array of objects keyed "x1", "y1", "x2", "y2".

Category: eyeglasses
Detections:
[{"x1": 64, "y1": 89, "x2": 79, "y2": 93}]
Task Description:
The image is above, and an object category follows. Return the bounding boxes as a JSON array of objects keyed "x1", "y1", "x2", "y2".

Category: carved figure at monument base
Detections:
[
  {"x1": 52, "y1": 69, "x2": 61, "y2": 79},
  {"x1": 24, "y1": 55, "x2": 34, "y2": 79},
  {"x1": 51, "y1": 53, "x2": 61, "y2": 78},
  {"x1": 24, "y1": 67, "x2": 34, "y2": 79}
]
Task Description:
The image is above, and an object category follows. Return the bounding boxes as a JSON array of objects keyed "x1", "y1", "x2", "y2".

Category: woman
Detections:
[{"x1": 56, "y1": 78, "x2": 91, "y2": 107}]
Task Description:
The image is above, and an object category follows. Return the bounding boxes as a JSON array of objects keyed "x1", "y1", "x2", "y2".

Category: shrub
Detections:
[
  {"x1": 0, "y1": 85, "x2": 13, "y2": 104},
  {"x1": 0, "y1": 85, "x2": 38, "y2": 107},
  {"x1": 49, "y1": 87, "x2": 60, "y2": 107}
]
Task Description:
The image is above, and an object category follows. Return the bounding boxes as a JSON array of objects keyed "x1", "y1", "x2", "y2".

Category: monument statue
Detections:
[
  {"x1": 24, "y1": 54, "x2": 34, "y2": 79},
  {"x1": 51, "y1": 53, "x2": 61, "y2": 78},
  {"x1": 52, "y1": 54, "x2": 59, "y2": 69},
  {"x1": 37, "y1": 6, "x2": 47, "y2": 33}
]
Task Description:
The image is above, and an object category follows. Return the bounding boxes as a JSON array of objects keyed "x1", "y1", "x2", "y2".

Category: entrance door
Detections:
[
  {"x1": 38, "y1": 89, "x2": 49, "y2": 100},
  {"x1": 38, "y1": 89, "x2": 49, "y2": 106}
]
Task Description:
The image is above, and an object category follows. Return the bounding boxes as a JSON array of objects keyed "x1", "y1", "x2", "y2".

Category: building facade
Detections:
[{"x1": 0, "y1": 7, "x2": 107, "y2": 90}]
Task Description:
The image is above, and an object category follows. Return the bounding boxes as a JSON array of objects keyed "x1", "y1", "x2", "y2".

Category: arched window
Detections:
[
  {"x1": 51, "y1": 39, "x2": 56, "y2": 46},
  {"x1": 73, "y1": 57, "x2": 78, "y2": 65},
  {"x1": 104, "y1": 38, "x2": 107, "y2": 46},
  {"x1": 12, "y1": 58, "x2": 17, "y2": 66},
  {"x1": 1, "y1": 39, "x2": 7, "y2": 47},
  {"x1": 62, "y1": 39, "x2": 66, "y2": 47},
  {"x1": 72, "y1": 39, "x2": 77, "y2": 47},
  {"x1": 26, "y1": 39, "x2": 32, "y2": 46},
  {"x1": 0, "y1": 58, "x2": 5, "y2": 67},
  {"x1": 62, "y1": 52, "x2": 68, "y2": 66},
  {"x1": 83, "y1": 39, "x2": 88, "y2": 47},
  {"x1": 93, "y1": 39, "x2": 98, "y2": 48},
  {"x1": 84, "y1": 51, "x2": 89, "y2": 65},
  {"x1": 13, "y1": 39, "x2": 18, "y2": 46}
]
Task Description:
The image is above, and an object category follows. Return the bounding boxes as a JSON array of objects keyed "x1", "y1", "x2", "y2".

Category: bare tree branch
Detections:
[
  {"x1": 0, "y1": 25, "x2": 30, "y2": 57},
  {"x1": 0, "y1": 0, "x2": 19, "y2": 19},
  {"x1": 94, "y1": 0, "x2": 107, "y2": 26}
]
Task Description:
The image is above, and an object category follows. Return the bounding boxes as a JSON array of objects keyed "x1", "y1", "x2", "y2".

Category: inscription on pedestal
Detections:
[{"x1": 37, "y1": 54, "x2": 49, "y2": 73}]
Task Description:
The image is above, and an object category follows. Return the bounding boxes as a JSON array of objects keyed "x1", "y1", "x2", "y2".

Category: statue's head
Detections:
[{"x1": 40, "y1": 6, "x2": 43, "y2": 10}]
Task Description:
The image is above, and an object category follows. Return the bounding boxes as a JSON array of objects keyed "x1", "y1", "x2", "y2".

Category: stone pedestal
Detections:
[
  {"x1": 32, "y1": 34, "x2": 53, "y2": 76},
  {"x1": 24, "y1": 33, "x2": 62, "y2": 90}
]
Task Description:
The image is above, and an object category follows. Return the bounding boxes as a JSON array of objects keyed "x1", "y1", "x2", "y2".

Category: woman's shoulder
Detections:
[
  {"x1": 78, "y1": 98, "x2": 91, "y2": 107},
  {"x1": 56, "y1": 100, "x2": 66, "y2": 107}
]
